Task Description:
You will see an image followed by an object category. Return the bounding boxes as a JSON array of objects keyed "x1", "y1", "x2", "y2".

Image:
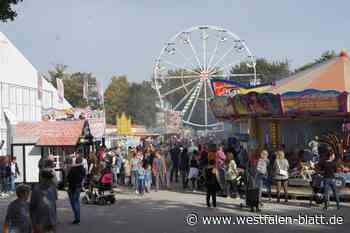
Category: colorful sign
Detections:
[
  {"x1": 281, "y1": 89, "x2": 347, "y2": 114},
  {"x1": 88, "y1": 118, "x2": 105, "y2": 139},
  {"x1": 231, "y1": 92, "x2": 282, "y2": 116},
  {"x1": 209, "y1": 96, "x2": 235, "y2": 118},
  {"x1": 210, "y1": 79, "x2": 245, "y2": 97}
]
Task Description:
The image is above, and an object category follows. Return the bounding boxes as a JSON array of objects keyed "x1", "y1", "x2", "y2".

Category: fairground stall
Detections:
[
  {"x1": 11, "y1": 107, "x2": 105, "y2": 183},
  {"x1": 11, "y1": 120, "x2": 92, "y2": 183},
  {"x1": 210, "y1": 51, "x2": 350, "y2": 186}
]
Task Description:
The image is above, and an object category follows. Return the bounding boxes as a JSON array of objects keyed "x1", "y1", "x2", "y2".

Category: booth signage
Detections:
[
  {"x1": 231, "y1": 92, "x2": 282, "y2": 116},
  {"x1": 281, "y1": 89, "x2": 347, "y2": 114},
  {"x1": 209, "y1": 96, "x2": 235, "y2": 118}
]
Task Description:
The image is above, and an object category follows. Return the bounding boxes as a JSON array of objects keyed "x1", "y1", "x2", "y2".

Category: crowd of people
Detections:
[{"x1": 1, "y1": 138, "x2": 343, "y2": 232}]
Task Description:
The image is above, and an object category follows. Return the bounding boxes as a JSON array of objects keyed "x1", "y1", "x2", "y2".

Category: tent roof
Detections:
[
  {"x1": 14, "y1": 121, "x2": 85, "y2": 146},
  {"x1": 267, "y1": 51, "x2": 350, "y2": 94}
]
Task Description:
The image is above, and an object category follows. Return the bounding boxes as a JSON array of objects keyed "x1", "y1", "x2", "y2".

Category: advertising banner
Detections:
[
  {"x1": 232, "y1": 92, "x2": 282, "y2": 116},
  {"x1": 209, "y1": 96, "x2": 235, "y2": 119},
  {"x1": 281, "y1": 89, "x2": 348, "y2": 114}
]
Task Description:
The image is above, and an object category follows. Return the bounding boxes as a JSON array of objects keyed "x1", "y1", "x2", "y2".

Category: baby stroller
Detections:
[
  {"x1": 82, "y1": 169, "x2": 116, "y2": 205},
  {"x1": 309, "y1": 173, "x2": 325, "y2": 206}
]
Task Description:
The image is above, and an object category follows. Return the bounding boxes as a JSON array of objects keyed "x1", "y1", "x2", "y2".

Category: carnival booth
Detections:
[
  {"x1": 210, "y1": 51, "x2": 350, "y2": 185},
  {"x1": 11, "y1": 120, "x2": 93, "y2": 183}
]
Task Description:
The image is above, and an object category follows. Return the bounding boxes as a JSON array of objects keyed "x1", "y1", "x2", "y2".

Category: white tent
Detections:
[{"x1": 0, "y1": 32, "x2": 71, "y2": 155}]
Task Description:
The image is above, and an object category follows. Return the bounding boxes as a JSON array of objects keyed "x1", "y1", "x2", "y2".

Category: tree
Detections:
[
  {"x1": 64, "y1": 72, "x2": 98, "y2": 108},
  {"x1": 127, "y1": 81, "x2": 158, "y2": 127},
  {"x1": 0, "y1": 0, "x2": 24, "y2": 22},
  {"x1": 104, "y1": 76, "x2": 129, "y2": 124},
  {"x1": 46, "y1": 65, "x2": 98, "y2": 108},
  {"x1": 294, "y1": 50, "x2": 336, "y2": 73},
  {"x1": 231, "y1": 58, "x2": 290, "y2": 86},
  {"x1": 46, "y1": 64, "x2": 69, "y2": 88}
]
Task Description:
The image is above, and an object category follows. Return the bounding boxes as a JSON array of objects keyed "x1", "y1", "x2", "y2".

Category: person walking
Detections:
[
  {"x1": 67, "y1": 156, "x2": 85, "y2": 224},
  {"x1": 30, "y1": 160, "x2": 58, "y2": 233},
  {"x1": 225, "y1": 152, "x2": 239, "y2": 199},
  {"x1": 152, "y1": 151, "x2": 167, "y2": 192},
  {"x1": 3, "y1": 184, "x2": 31, "y2": 233},
  {"x1": 170, "y1": 145, "x2": 181, "y2": 183},
  {"x1": 130, "y1": 151, "x2": 140, "y2": 193},
  {"x1": 216, "y1": 145, "x2": 226, "y2": 194},
  {"x1": 273, "y1": 150, "x2": 289, "y2": 203},
  {"x1": 144, "y1": 164, "x2": 152, "y2": 193},
  {"x1": 9, "y1": 157, "x2": 20, "y2": 194},
  {"x1": 137, "y1": 162, "x2": 146, "y2": 195},
  {"x1": 204, "y1": 160, "x2": 221, "y2": 208},
  {"x1": 320, "y1": 149, "x2": 341, "y2": 210},
  {"x1": 0, "y1": 157, "x2": 9, "y2": 198},
  {"x1": 188, "y1": 151, "x2": 199, "y2": 192},
  {"x1": 4, "y1": 157, "x2": 11, "y2": 195},
  {"x1": 179, "y1": 147, "x2": 190, "y2": 189},
  {"x1": 256, "y1": 150, "x2": 270, "y2": 205}
]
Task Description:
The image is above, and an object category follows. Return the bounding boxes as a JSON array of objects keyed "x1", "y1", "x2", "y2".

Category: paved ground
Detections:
[{"x1": 0, "y1": 187, "x2": 349, "y2": 233}]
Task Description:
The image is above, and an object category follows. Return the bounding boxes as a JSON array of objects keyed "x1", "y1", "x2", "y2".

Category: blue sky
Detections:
[{"x1": 1, "y1": 0, "x2": 349, "y2": 88}]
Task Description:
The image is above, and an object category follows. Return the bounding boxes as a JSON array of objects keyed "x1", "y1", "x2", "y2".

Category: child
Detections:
[
  {"x1": 188, "y1": 152, "x2": 199, "y2": 192},
  {"x1": 124, "y1": 159, "x2": 131, "y2": 186},
  {"x1": 3, "y1": 184, "x2": 31, "y2": 233},
  {"x1": 144, "y1": 164, "x2": 152, "y2": 193},
  {"x1": 137, "y1": 163, "x2": 145, "y2": 195},
  {"x1": 204, "y1": 160, "x2": 221, "y2": 208}
]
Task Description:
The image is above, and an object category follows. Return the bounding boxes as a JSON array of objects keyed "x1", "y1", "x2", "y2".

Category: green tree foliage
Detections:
[
  {"x1": 294, "y1": 50, "x2": 336, "y2": 73},
  {"x1": 231, "y1": 58, "x2": 290, "y2": 86},
  {"x1": 104, "y1": 76, "x2": 129, "y2": 124},
  {"x1": 46, "y1": 64, "x2": 99, "y2": 109},
  {"x1": 0, "y1": 0, "x2": 23, "y2": 22},
  {"x1": 126, "y1": 81, "x2": 158, "y2": 127}
]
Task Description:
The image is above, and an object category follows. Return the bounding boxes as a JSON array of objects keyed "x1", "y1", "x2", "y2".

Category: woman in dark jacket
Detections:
[
  {"x1": 179, "y1": 148, "x2": 190, "y2": 189},
  {"x1": 204, "y1": 160, "x2": 221, "y2": 208}
]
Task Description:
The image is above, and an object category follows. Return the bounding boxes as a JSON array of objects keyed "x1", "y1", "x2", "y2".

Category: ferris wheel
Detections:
[{"x1": 153, "y1": 25, "x2": 256, "y2": 129}]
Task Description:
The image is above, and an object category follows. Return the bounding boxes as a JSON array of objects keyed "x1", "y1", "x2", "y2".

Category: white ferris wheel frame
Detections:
[{"x1": 153, "y1": 25, "x2": 257, "y2": 129}]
